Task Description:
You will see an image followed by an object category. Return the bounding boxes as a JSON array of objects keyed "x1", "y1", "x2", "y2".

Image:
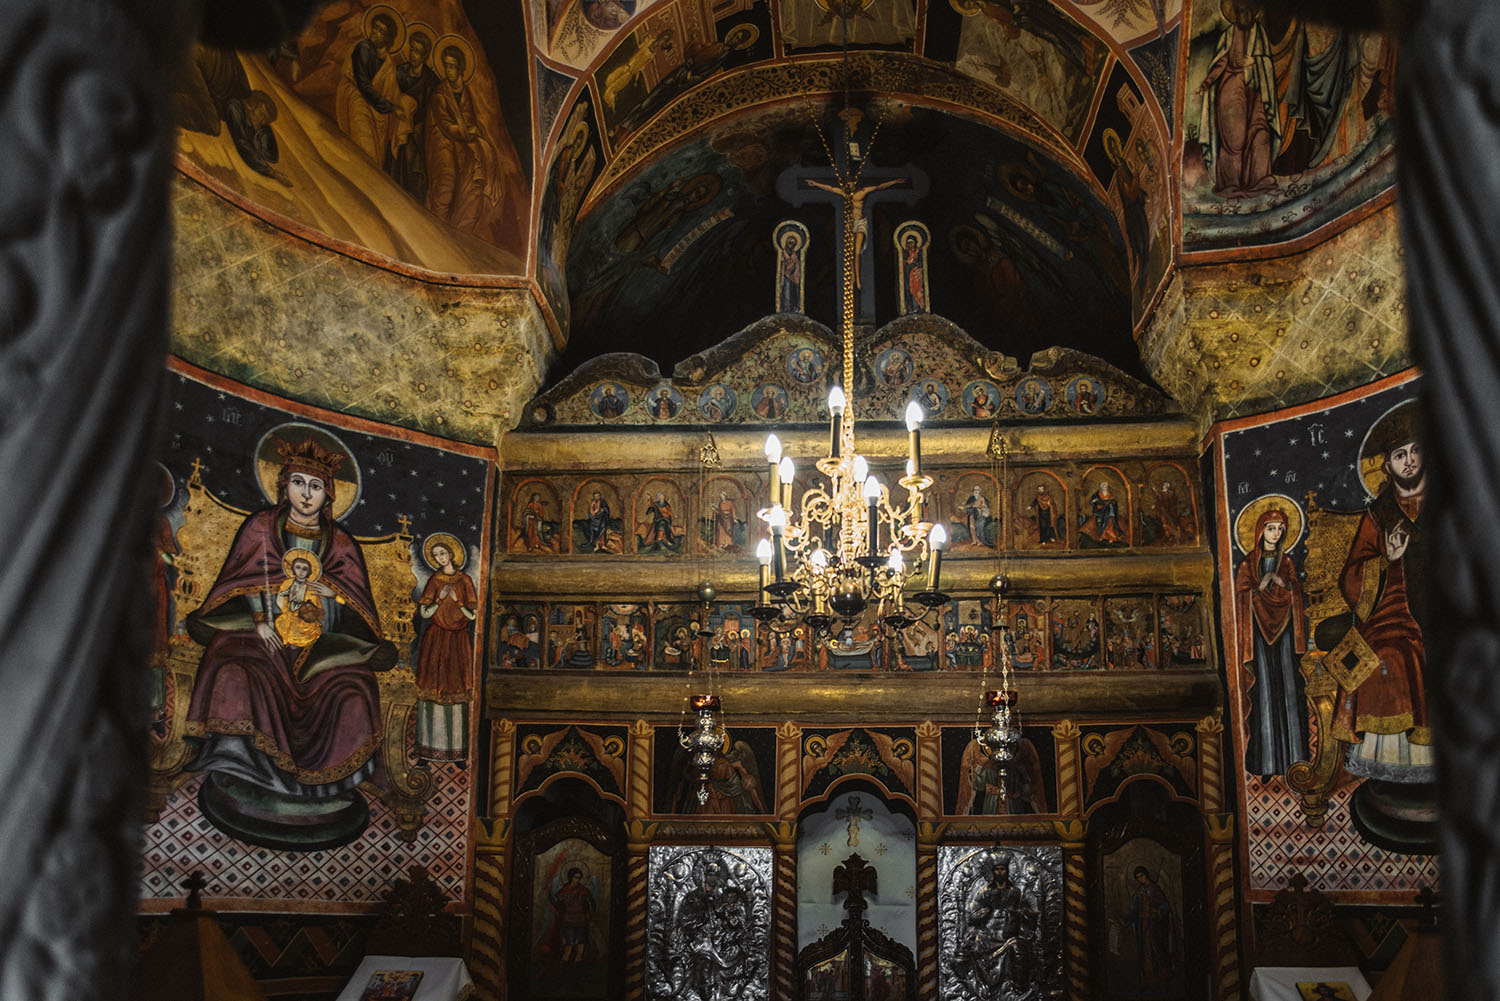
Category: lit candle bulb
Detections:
[
  {"x1": 765, "y1": 433, "x2": 782, "y2": 507},
  {"x1": 767, "y1": 505, "x2": 787, "y2": 582},
  {"x1": 887, "y1": 549, "x2": 906, "y2": 610},
  {"x1": 809, "y1": 547, "x2": 829, "y2": 612},
  {"x1": 852, "y1": 454, "x2": 869, "y2": 486},
  {"x1": 927, "y1": 523, "x2": 947, "y2": 592},
  {"x1": 828, "y1": 386, "x2": 845, "y2": 459},
  {"x1": 905, "y1": 400, "x2": 924, "y2": 476},
  {"x1": 864, "y1": 475, "x2": 882, "y2": 555},
  {"x1": 779, "y1": 456, "x2": 795, "y2": 508},
  {"x1": 756, "y1": 538, "x2": 773, "y2": 596}
]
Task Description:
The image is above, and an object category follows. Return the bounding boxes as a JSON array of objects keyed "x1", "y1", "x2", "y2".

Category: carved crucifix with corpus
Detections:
[
  {"x1": 777, "y1": 161, "x2": 929, "y2": 323},
  {"x1": 836, "y1": 795, "x2": 874, "y2": 846}
]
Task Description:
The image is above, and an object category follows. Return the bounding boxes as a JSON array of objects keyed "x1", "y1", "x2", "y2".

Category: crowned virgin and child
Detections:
[{"x1": 183, "y1": 436, "x2": 395, "y2": 847}]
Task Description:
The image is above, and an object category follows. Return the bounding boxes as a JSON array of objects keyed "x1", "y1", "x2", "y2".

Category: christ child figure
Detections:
[{"x1": 274, "y1": 548, "x2": 333, "y2": 648}]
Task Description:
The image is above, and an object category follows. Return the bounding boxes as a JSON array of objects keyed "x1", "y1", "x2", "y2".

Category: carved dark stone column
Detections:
[
  {"x1": 1395, "y1": 2, "x2": 1500, "y2": 995},
  {"x1": 0, "y1": 0, "x2": 189, "y2": 995}
]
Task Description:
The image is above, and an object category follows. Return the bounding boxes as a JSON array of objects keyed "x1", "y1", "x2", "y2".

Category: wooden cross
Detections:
[
  {"x1": 182, "y1": 870, "x2": 207, "y2": 911},
  {"x1": 832, "y1": 852, "x2": 878, "y2": 922},
  {"x1": 836, "y1": 795, "x2": 873, "y2": 846},
  {"x1": 776, "y1": 161, "x2": 928, "y2": 323}
]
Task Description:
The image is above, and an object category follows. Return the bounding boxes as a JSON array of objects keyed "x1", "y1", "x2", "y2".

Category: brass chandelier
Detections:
[{"x1": 749, "y1": 134, "x2": 949, "y2": 640}]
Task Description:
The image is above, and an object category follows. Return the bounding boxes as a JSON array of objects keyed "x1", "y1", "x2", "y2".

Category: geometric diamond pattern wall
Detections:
[
  {"x1": 1246, "y1": 775, "x2": 1439, "y2": 897},
  {"x1": 139, "y1": 762, "x2": 470, "y2": 907}
]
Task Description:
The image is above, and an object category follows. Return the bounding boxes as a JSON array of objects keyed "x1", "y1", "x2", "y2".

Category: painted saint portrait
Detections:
[
  {"x1": 701, "y1": 477, "x2": 749, "y2": 554},
  {"x1": 962, "y1": 380, "x2": 1001, "y2": 420},
  {"x1": 182, "y1": 426, "x2": 395, "y2": 850},
  {"x1": 1234, "y1": 497, "x2": 1308, "y2": 777},
  {"x1": 589, "y1": 383, "x2": 630, "y2": 420},
  {"x1": 529, "y1": 838, "x2": 612, "y2": 996},
  {"x1": 512, "y1": 481, "x2": 562, "y2": 554},
  {"x1": 634, "y1": 481, "x2": 685, "y2": 555},
  {"x1": 911, "y1": 380, "x2": 949, "y2": 417},
  {"x1": 774, "y1": 221, "x2": 809, "y2": 314},
  {"x1": 646, "y1": 384, "x2": 683, "y2": 420},
  {"x1": 1067, "y1": 376, "x2": 1104, "y2": 415},
  {"x1": 697, "y1": 383, "x2": 738, "y2": 422},
  {"x1": 948, "y1": 475, "x2": 998, "y2": 551},
  {"x1": 572, "y1": 481, "x2": 624, "y2": 554},
  {"x1": 1015, "y1": 377, "x2": 1053, "y2": 416},
  {"x1": 1079, "y1": 471, "x2": 1130, "y2": 548},
  {"x1": 751, "y1": 383, "x2": 790, "y2": 420},
  {"x1": 1015, "y1": 472, "x2": 1068, "y2": 550},
  {"x1": 413, "y1": 531, "x2": 476, "y2": 760},
  {"x1": 787, "y1": 347, "x2": 825, "y2": 384},
  {"x1": 1142, "y1": 464, "x2": 1197, "y2": 546},
  {"x1": 877, "y1": 347, "x2": 915, "y2": 387},
  {"x1": 1101, "y1": 839, "x2": 1186, "y2": 998}
]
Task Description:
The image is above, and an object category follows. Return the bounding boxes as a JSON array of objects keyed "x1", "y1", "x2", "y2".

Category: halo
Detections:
[
  {"x1": 362, "y1": 4, "x2": 407, "y2": 54},
  {"x1": 1357, "y1": 399, "x2": 1422, "y2": 499},
  {"x1": 281, "y1": 547, "x2": 323, "y2": 582},
  {"x1": 254, "y1": 422, "x2": 362, "y2": 522},
  {"x1": 404, "y1": 21, "x2": 436, "y2": 60},
  {"x1": 1234, "y1": 493, "x2": 1304, "y2": 554},
  {"x1": 423, "y1": 532, "x2": 465, "y2": 571},
  {"x1": 724, "y1": 23, "x2": 758, "y2": 50},
  {"x1": 156, "y1": 462, "x2": 176, "y2": 509},
  {"x1": 559, "y1": 857, "x2": 592, "y2": 883},
  {"x1": 779, "y1": 228, "x2": 804, "y2": 250},
  {"x1": 432, "y1": 33, "x2": 478, "y2": 84}
]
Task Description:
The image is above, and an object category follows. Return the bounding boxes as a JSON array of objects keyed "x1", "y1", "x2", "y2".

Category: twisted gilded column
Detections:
[
  {"x1": 771, "y1": 722, "x2": 803, "y2": 1000},
  {"x1": 1198, "y1": 716, "x2": 1240, "y2": 1001},
  {"x1": 469, "y1": 720, "x2": 517, "y2": 1000},
  {"x1": 470, "y1": 819, "x2": 509, "y2": 1001},
  {"x1": 624, "y1": 718, "x2": 658, "y2": 1001},
  {"x1": 1051, "y1": 720, "x2": 1087, "y2": 1001},
  {"x1": 0, "y1": 0, "x2": 188, "y2": 994},
  {"x1": 1052, "y1": 720, "x2": 1083, "y2": 818}
]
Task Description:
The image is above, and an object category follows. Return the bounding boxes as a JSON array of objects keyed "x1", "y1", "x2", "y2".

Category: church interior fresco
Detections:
[{"x1": 137, "y1": 0, "x2": 1442, "y2": 998}]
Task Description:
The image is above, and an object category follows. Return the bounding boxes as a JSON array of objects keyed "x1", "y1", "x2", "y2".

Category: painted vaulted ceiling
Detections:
[{"x1": 172, "y1": 0, "x2": 1398, "y2": 414}]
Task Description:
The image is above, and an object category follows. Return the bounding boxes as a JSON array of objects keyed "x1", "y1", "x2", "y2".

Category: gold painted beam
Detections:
[
  {"x1": 485, "y1": 670, "x2": 1221, "y2": 722},
  {"x1": 499, "y1": 419, "x2": 1200, "y2": 471},
  {"x1": 491, "y1": 551, "x2": 1215, "y2": 597}
]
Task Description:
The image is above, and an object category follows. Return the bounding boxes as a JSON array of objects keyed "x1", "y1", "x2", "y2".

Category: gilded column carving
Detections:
[
  {"x1": 916, "y1": 821, "x2": 947, "y2": 1000},
  {"x1": 915, "y1": 720, "x2": 942, "y2": 822},
  {"x1": 1052, "y1": 820, "x2": 1088, "y2": 1001},
  {"x1": 624, "y1": 820, "x2": 659, "y2": 1001},
  {"x1": 1196, "y1": 715, "x2": 1225, "y2": 813},
  {"x1": 0, "y1": 0, "x2": 184, "y2": 992},
  {"x1": 488, "y1": 719, "x2": 516, "y2": 818},
  {"x1": 1052, "y1": 720, "x2": 1083, "y2": 817},
  {"x1": 768, "y1": 821, "x2": 798, "y2": 1001},
  {"x1": 470, "y1": 819, "x2": 510, "y2": 1001},
  {"x1": 776, "y1": 721, "x2": 802, "y2": 820},
  {"x1": 1205, "y1": 813, "x2": 1239, "y2": 1001},
  {"x1": 629, "y1": 719, "x2": 654, "y2": 819}
]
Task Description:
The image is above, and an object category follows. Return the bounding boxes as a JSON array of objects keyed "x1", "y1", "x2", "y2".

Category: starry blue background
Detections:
[
  {"x1": 1220, "y1": 377, "x2": 1421, "y2": 565},
  {"x1": 162, "y1": 372, "x2": 490, "y2": 544}
]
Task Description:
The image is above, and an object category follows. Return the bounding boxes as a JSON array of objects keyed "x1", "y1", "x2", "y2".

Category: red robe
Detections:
[
  {"x1": 185, "y1": 508, "x2": 393, "y2": 787},
  {"x1": 1333, "y1": 490, "x2": 1428, "y2": 743},
  {"x1": 416, "y1": 570, "x2": 476, "y2": 702}
]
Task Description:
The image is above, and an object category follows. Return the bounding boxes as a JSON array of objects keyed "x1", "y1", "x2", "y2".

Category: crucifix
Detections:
[
  {"x1": 836, "y1": 794, "x2": 874, "y2": 846},
  {"x1": 777, "y1": 160, "x2": 929, "y2": 324}
]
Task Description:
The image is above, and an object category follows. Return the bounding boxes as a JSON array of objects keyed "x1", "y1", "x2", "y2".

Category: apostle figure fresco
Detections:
[
  {"x1": 514, "y1": 484, "x2": 562, "y2": 554},
  {"x1": 413, "y1": 531, "x2": 476, "y2": 760},
  {"x1": 1234, "y1": 498, "x2": 1309, "y2": 778},
  {"x1": 1327, "y1": 402, "x2": 1431, "y2": 803},
  {"x1": 183, "y1": 432, "x2": 396, "y2": 850},
  {"x1": 1079, "y1": 474, "x2": 1129, "y2": 548}
]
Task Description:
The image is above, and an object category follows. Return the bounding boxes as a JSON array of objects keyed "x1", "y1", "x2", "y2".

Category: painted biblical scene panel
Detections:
[
  {"x1": 173, "y1": 1, "x2": 532, "y2": 276},
  {"x1": 1182, "y1": 5, "x2": 1396, "y2": 251}
]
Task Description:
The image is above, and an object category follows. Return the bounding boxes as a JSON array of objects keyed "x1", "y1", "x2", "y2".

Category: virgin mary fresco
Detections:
[{"x1": 183, "y1": 429, "x2": 395, "y2": 850}]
